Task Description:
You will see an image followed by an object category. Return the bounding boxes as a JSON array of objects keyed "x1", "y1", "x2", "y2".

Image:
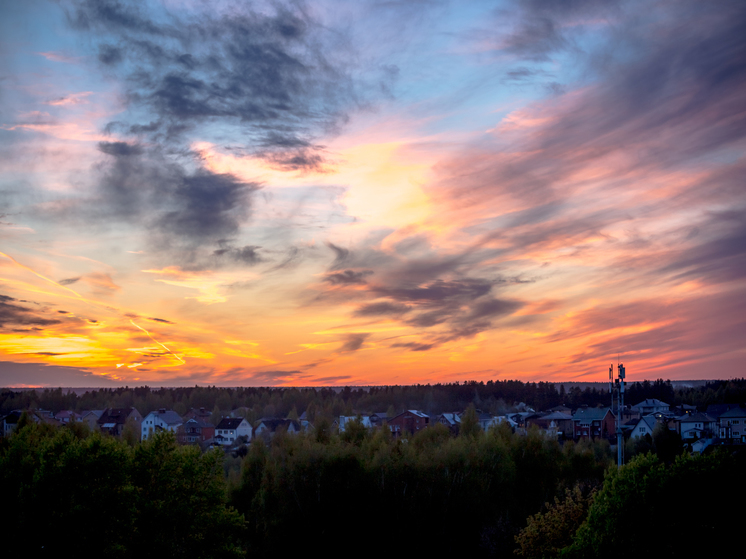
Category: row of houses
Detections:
[{"x1": 4, "y1": 399, "x2": 746, "y2": 450}]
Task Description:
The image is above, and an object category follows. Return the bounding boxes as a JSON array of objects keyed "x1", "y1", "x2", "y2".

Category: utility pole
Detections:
[{"x1": 609, "y1": 362, "x2": 626, "y2": 468}]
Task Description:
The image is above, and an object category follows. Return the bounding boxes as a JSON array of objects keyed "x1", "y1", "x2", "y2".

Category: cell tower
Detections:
[{"x1": 609, "y1": 361, "x2": 626, "y2": 468}]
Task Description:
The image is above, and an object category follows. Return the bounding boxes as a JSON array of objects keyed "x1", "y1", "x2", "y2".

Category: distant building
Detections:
[
  {"x1": 215, "y1": 417, "x2": 252, "y2": 446},
  {"x1": 98, "y1": 407, "x2": 143, "y2": 438},
  {"x1": 718, "y1": 406, "x2": 746, "y2": 442},
  {"x1": 178, "y1": 418, "x2": 215, "y2": 445},
  {"x1": 677, "y1": 412, "x2": 715, "y2": 440},
  {"x1": 573, "y1": 407, "x2": 615, "y2": 440},
  {"x1": 631, "y1": 399, "x2": 670, "y2": 415},
  {"x1": 254, "y1": 418, "x2": 300, "y2": 440},
  {"x1": 339, "y1": 415, "x2": 372, "y2": 432},
  {"x1": 388, "y1": 410, "x2": 429, "y2": 436},
  {"x1": 629, "y1": 415, "x2": 658, "y2": 439},
  {"x1": 141, "y1": 409, "x2": 183, "y2": 440}
]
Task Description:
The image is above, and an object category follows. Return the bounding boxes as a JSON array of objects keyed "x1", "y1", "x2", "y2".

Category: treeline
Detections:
[
  {"x1": 1, "y1": 418, "x2": 612, "y2": 557},
  {"x1": 229, "y1": 421, "x2": 612, "y2": 556},
  {"x1": 516, "y1": 449, "x2": 745, "y2": 558},
  {"x1": 0, "y1": 419, "x2": 244, "y2": 558},
  {"x1": 3, "y1": 416, "x2": 740, "y2": 557},
  {"x1": 2, "y1": 378, "x2": 745, "y2": 418}
]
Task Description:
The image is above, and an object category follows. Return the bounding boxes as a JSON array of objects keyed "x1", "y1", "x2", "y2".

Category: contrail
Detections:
[
  {"x1": 130, "y1": 319, "x2": 186, "y2": 365},
  {"x1": 0, "y1": 251, "x2": 84, "y2": 299}
]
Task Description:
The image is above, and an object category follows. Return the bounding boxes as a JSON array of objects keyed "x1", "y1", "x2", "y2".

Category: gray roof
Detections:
[
  {"x1": 573, "y1": 407, "x2": 613, "y2": 421},
  {"x1": 539, "y1": 411, "x2": 573, "y2": 420},
  {"x1": 149, "y1": 410, "x2": 182, "y2": 425},
  {"x1": 678, "y1": 412, "x2": 714, "y2": 424},
  {"x1": 635, "y1": 415, "x2": 658, "y2": 431},
  {"x1": 632, "y1": 398, "x2": 669, "y2": 408},
  {"x1": 719, "y1": 406, "x2": 746, "y2": 419},
  {"x1": 216, "y1": 417, "x2": 247, "y2": 430}
]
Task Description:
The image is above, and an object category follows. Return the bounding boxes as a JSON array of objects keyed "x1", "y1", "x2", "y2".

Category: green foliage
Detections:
[
  {"x1": 0, "y1": 424, "x2": 245, "y2": 558},
  {"x1": 459, "y1": 403, "x2": 480, "y2": 438},
  {"x1": 563, "y1": 450, "x2": 745, "y2": 558},
  {"x1": 515, "y1": 485, "x2": 596, "y2": 559},
  {"x1": 228, "y1": 421, "x2": 613, "y2": 557},
  {"x1": 651, "y1": 421, "x2": 683, "y2": 464}
]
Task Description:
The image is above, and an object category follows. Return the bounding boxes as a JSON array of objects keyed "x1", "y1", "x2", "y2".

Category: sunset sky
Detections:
[{"x1": 1, "y1": 0, "x2": 744, "y2": 387}]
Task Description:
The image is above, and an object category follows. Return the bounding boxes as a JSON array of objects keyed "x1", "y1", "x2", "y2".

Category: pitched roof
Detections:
[
  {"x1": 147, "y1": 409, "x2": 182, "y2": 426},
  {"x1": 573, "y1": 407, "x2": 613, "y2": 421},
  {"x1": 216, "y1": 417, "x2": 246, "y2": 430},
  {"x1": 719, "y1": 406, "x2": 746, "y2": 419},
  {"x1": 539, "y1": 411, "x2": 573, "y2": 420},
  {"x1": 634, "y1": 415, "x2": 658, "y2": 431},
  {"x1": 632, "y1": 398, "x2": 669, "y2": 408},
  {"x1": 678, "y1": 412, "x2": 714, "y2": 424},
  {"x1": 256, "y1": 418, "x2": 299, "y2": 432},
  {"x1": 98, "y1": 408, "x2": 138, "y2": 426}
]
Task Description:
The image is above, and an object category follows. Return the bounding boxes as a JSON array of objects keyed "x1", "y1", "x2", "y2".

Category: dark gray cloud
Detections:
[
  {"x1": 372, "y1": 278, "x2": 493, "y2": 302},
  {"x1": 97, "y1": 141, "x2": 143, "y2": 157},
  {"x1": 331, "y1": 275, "x2": 524, "y2": 350},
  {"x1": 326, "y1": 242, "x2": 351, "y2": 267},
  {"x1": 58, "y1": 277, "x2": 81, "y2": 286},
  {"x1": 498, "y1": 0, "x2": 619, "y2": 61},
  {"x1": 445, "y1": 0, "x2": 746, "y2": 208},
  {"x1": 147, "y1": 316, "x2": 173, "y2": 324},
  {"x1": 63, "y1": 142, "x2": 260, "y2": 263},
  {"x1": 0, "y1": 360, "x2": 116, "y2": 387},
  {"x1": 353, "y1": 301, "x2": 411, "y2": 317},
  {"x1": 0, "y1": 295, "x2": 62, "y2": 328},
  {"x1": 658, "y1": 211, "x2": 746, "y2": 286},
  {"x1": 62, "y1": 0, "x2": 358, "y2": 166},
  {"x1": 323, "y1": 269, "x2": 374, "y2": 285},
  {"x1": 338, "y1": 333, "x2": 370, "y2": 352},
  {"x1": 213, "y1": 242, "x2": 263, "y2": 266}
]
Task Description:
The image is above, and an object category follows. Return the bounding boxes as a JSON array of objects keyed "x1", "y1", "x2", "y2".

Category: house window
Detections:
[{"x1": 733, "y1": 420, "x2": 740, "y2": 425}]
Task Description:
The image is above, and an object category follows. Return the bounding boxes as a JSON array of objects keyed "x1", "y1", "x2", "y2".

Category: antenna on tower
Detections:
[{"x1": 610, "y1": 359, "x2": 626, "y2": 468}]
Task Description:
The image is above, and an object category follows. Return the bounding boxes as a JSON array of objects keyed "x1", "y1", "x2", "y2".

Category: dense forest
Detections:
[
  {"x1": 2, "y1": 378, "x2": 745, "y2": 419},
  {"x1": 3, "y1": 378, "x2": 744, "y2": 556},
  {"x1": 2, "y1": 415, "x2": 742, "y2": 558}
]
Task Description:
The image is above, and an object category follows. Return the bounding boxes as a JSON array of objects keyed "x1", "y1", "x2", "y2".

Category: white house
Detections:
[
  {"x1": 718, "y1": 406, "x2": 746, "y2": 441},
  {"x1": 677, "y1": 413, "x2": 715, "y2": 440},
  {"x1": 629, "y1": 415, "x2": 658, "y2": 439},
  {"x1": 141, "y1": 409, "x2": 183, "y2": 440},
  {"x1": 339, "y1": 415, "x2": 372, "y2": 432},
  {"x1": 215, "y1": 417, "x2": 252, "y2": 446}
]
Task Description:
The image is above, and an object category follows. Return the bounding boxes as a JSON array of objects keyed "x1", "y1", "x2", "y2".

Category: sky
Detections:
[{"x1": 0, "y1": 0, "x2": 744, "y2": 388}]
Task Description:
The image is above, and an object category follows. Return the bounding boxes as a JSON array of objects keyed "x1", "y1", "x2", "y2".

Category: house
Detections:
[
  {"x1": 253, "y1": 418, "x2": 301, "y2": 440},
  {"x1": 629, "y1": 415, "x2": 658, "y2": 439},
  {"x1": 572, "y1": 407, "x2": 615, "y2": 440},
  {"x1": 55, "y1": 410, "x2": 82, "y2": 423},
  {"x1": 98, "y1": 407, "x2": 143, "y2": 438},
  {"x1": 527, "y1": 411, "x2": 573, "y2": 438},
  {"x1": 387, "y1": 410, "x2": 429, "y2": 436},
  {"x1": 436, "y1": 412, "x2": 461, "y2": 434},
  {"x1": 141, "y1": 409, "x2": 183, "y2": 440},
  {"x1": 477, "y1": 411, "x2": 499, "y2": 431},
  {"x1": 1, "y1": 410, "x2": 22, "y2": 437},
  {"x1": 677, "y1": 412, "x2": 715, "y2": 440},
  {"x1": 339, "y1": 415, "x2": 372, "y2": 432},
  {"x1": 80, "y1": 410, "x2": 104, "y2": 431},
  {"x1": 215, "y1": 417, "x2": 252, "y2": 446},
  {"x1": 631, "y1": 399, "x2": 670, "y2": 415},
  {"x1": 368, "y1": 412, "x2": 390, "y2": 427},
  {"x1": 177, "y1": 418, "x2": 215, "y2": 445},
  {"x1": 183, "y1": 407, "x2": 212, "y2": 422},
  {"x1": 718, "y1": 406, "x2": 746, "y2": 442}
]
